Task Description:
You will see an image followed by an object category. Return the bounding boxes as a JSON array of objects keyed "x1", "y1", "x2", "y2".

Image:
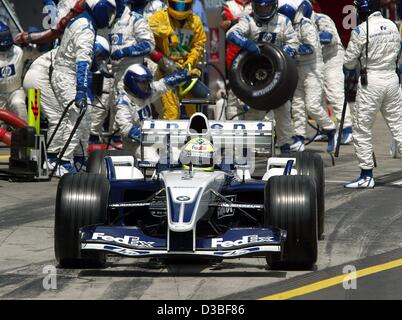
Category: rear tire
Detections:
[
  {"x1": 87, "y1": 150, "x2": 134, "y2": 176},
  {"x1": 264, "y1": 175, "x2": 318, "y2": 270},
  {"x1": 55, "y1": 173, "x2": 110, "y2": 268}
]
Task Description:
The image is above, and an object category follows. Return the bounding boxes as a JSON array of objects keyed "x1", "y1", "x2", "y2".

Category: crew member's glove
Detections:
[
  {"x1": 164, "y1": 69, "x2": 193, "y2": 88},
  {"x1": 283, "y1": 46, "x2": 296, "y2": 59},
  {"x1": 168, "y1": 33, "x2": 180, "y2": 48},
  {"x1": 343, "y1": 67, "x2": 358, "y2": 102},
  {"x1": 319, "y1": 31, "x2": 333, "y2": 44},
  {"x1": 75, "y1": 90, "x2": 88, "y2": 110},
  {"x1": 298, "y1": 44, "x2": 314, "y2": 55},
  {"x1": 128, "y1": 125, "x2": 142, "y2": 142},
  {"x1": 111, "y1": 42, "x2": 152, "y2": 61},
  {"x1": 244, "y1": 40, "x2": 260, "y2": 55},
  {"x1": 42, "y1": 0, "x2": 56, "y2": 6},
  {"x1": 159, "y1": 55, "x2": 182, "y2": 73},
  {"x1": 97, "y1": 60, "x2": 114, "y2": 78}
]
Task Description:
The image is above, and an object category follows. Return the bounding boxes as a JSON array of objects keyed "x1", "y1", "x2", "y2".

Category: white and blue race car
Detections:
[{"x1": 54, "y1": 113, "x2": 324, "y2": 270}]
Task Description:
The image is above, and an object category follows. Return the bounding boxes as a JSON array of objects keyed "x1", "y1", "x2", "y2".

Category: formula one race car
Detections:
[{"x1": 54, "y1": 113, "x2": 324, "y2": 270}]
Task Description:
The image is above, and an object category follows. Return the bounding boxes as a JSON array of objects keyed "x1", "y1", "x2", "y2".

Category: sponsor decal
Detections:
[
  {"x1": 252, "y1": 72, "x2": 281, "y2": 97},
  {"x1": 92, "y1": 232, "x2": 154, "y2": 248},
  {"x1": 211, "y1": 235, "x2": 275, "y2": 248},
  {"x1": 176, "y1": 196, "x2": 190, "y2": 202},
  {"x1": 109, "y1": 33, "x2": 123, "y2": 46},
  {"x1": 0, "y1": 64, "x2": 16, "y2": 79},
  {"x1": 217, "y1": 195, "x2": 236, "y2": 219}
]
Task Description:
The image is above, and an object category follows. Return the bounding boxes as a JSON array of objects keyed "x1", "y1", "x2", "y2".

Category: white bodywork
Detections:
[{"x1": 161, "y1": 170, "x2": 226, "y2": 233}]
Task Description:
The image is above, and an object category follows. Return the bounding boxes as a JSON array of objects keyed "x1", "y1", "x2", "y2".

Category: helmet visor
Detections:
[
  {"x1": 169, "y1": 1, "x2": 192, "y2": 12},
  {"x1": 254, "y1": 3, "x2": 276, "y2": 18},
  {"x1": 137, "y1": 80, "x2": 152, "y2": 95},
  {"x1": 0, "y1": 31, "x2": 12, "y2": 51},
  {"x1": 180, "y1": 150, "x2": 214, "y2": 168}
]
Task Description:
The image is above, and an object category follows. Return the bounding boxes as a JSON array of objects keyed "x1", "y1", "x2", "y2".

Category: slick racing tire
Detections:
[
  {"x1": 87, "y1": 150, "x2": 134, "y2": 176},
  {"x1": 229, "y1": 43, "x2": 298, "y2": 111},
  {"x1": 264, "y1": 175, "x2": 318, "y2": 270},
  {"x1": 285, "y1": 152, "x2": 325, "y2": 239},
  {"x1": 55, "y1": 173, "x2": 110, "y2": 268}
]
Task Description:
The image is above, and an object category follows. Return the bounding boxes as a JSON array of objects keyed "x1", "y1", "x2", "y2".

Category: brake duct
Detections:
[
  {"x1": 0, "y1": 109, "x2": 28, "y2": 146},
  {"x1": 14, "y1": 0, "x2": 86, "y2": 45}
]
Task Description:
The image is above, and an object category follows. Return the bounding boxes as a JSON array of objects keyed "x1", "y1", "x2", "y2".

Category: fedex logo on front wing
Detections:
[
  {"x1": 92, "y1": 232, "x2": 155, "y2": 248},
  {"x1": 211, "y1": 235, "x2": 275, "y2": 248}
]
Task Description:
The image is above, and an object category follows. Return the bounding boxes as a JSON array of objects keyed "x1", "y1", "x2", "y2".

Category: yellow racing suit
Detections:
[{"x1": 148, "y1": 9, "x2": 207, "y2": 120}]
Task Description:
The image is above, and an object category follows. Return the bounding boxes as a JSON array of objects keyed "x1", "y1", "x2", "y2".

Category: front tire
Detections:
[
  {"x1": 281, "y1": 151, "x2": 325, "y2": 239},
  {"x1": 264, "y1": 175, "x2": 318, "y2": 270},
  {"x1": 55, "y1": 173, "x2": 110, "y2": 268}
]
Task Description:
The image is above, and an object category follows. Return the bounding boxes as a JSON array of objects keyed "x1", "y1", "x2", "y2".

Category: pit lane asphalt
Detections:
[{"x1": 1, "y1": 116, "x2": 402, "y2": 300}]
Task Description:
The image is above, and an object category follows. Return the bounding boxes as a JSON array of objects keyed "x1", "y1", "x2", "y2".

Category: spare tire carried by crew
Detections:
[
  {"x1": 229, "y1": 43, "x2": 298, "y2": 111},
  {"x1": 264, "y1": 175, "x2": 318, "y2": 270},
  {"x1": 55, "y1": 173, "x2": 110, "y2": 268},
  {"x1": 87, "y1": 150, "x2": 135, "y2": 176}
]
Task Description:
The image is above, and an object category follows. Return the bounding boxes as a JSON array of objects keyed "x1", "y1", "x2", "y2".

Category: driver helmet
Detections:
[
  {"x1": 168, "y1": 0, "x2": 193, "y2": 21},
  {"x1": 252, "y1": 0, "x2": 278, "y2": 24},
  {"x1": 294, "y1": 0, "x2": 313, "y2": 24},
  {"x1": 0, "y1": 22, "x2": 13, "y2": 52},
  {"x1": 123, "y1": 64, "x2": 153, "y2": 100},
  {"x1": 179, "y1": 137, "x2": 215, "y2": 171}
]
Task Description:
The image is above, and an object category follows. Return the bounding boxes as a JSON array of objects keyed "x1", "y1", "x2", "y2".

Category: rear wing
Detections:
[{"x1": 140, "y1": 120, "x2": 274, "y2": 166}]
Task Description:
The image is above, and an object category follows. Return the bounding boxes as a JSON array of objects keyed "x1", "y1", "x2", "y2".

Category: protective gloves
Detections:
[
  {"x1": 111, "y1": 42, "x2": 152, "y2": 61},
  {"x1": 128, "y1": 125, "x2": 142, "y2": 142},
  {"x1": 164, "y1": 69, "x2": 193, "y2": 88},
  {"x1": 75, "y1": 61, "x2": 90, "y2": 110},
  {"x1": 75, "y1": 90, "x2": 88, "y2": 110},
  {"x1": 298, "y1": 44, "x2": 314, "y2": 55},
  {"x1": 343, "y1": 67, "x2": 358, "y2": 102},
  {"x1": 283, "y1": 46, "x2": 296, "y2": 59},
  {"x1": 319, "y1": 31, "x2": 333, "y2": 44},
  {"x1": 227, "y1": 32, "x2": 260, "y2": 55},
  {"x1": 243, "y1": 40, "x2": 260, "y2": 55},
  {"x1": 168, "y1": 33, "x2": 180, "y2": 48},
  {"x1": 42, "y1": 0, "x2": 56, "y2": 6}
]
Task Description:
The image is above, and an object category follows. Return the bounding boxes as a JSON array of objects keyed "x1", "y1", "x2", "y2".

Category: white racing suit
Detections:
[
  {"x1": 90, "y1": 75, "x2": 114, "y2": 138},
  {"x1": 56, "y1": 0, "x2": 79, "y2": 24},
  {"x1": 51, "y1": 12, "x2": 96, "y2": 161},
  {"x1": 226, "y1": 13, "x2": 299, "y2": 147},
  {"x1": 292, "y1": 17, "x2": 336, "y2": 138},
  {"x1": 0, "y1": 45, "x2": 26, "y2": 121},
  {"x1": 23, "y1": 48, "x2": 62, "y2": 153},
  {"x1": 99, "y1": 8, "x2": 155, "y2": 138},
  {"x1": 109, "y1": 7, "x2": 155, "y2": 88},
  {"x1": 344, "y1": 11, "x2": 402, "y2": 170},
  {"x1": 313, "y1": 12, "x2": 352, "y2": 128},
  {"x1": 221, "y1": 0, "x2": 252, "y2": 122},
  {"x1": 133, "y1": 0, "x2": 167, "y2": 19},
  {"x1": 115, "y1": 78, "x2": 171, "y2": 159}
]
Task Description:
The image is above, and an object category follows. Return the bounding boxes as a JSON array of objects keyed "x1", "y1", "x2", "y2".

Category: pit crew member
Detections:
[
  {"x1": 50, "y1": 0, "x2": 117, "y2": 175},
  {"x1": 226, "y1": 0, "x2": 299, "y2": 153},
  {"x1": 344, "y1": 0, "x2": 402, "y2": 188},
  {"x1": 148, "y1": 0, "x2": 207, "y2": 120}
]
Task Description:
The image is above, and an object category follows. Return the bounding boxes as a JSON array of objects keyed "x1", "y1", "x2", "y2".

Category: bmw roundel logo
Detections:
[{"x1": 176, "y1": 196, "x2": 190, "y2": 202}]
